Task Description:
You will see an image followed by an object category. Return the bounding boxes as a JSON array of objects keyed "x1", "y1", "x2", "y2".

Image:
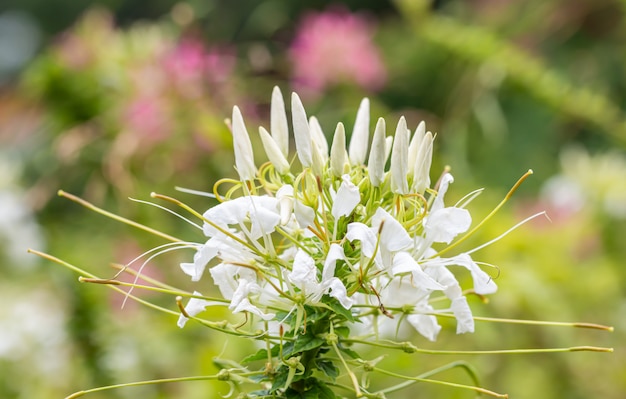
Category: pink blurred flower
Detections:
[
  {"x1": 163, "y1": 39, "x2": 235, "y2": 98},
  {"x1": 289, "y1": 8, "x2": 387, "y2": 95},
  {"x1": 122, "y1": 96, "x2": 171, "y2": 143}
]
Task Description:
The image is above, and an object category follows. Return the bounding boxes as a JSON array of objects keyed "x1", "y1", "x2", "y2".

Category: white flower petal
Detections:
[
  {"x1": 424, "y1": 206, "x2": 471, "y2": 244},
  {"x1": 332, "y1": 175, "x2": 360, "y2": 219},
  {"x1": 384, "y1": 135, "x2": 393, "y2": 164},
  {"x1": 368, "y1": 117, "x2": 387, "y2": 187},
  {"x1": 325, "y1": 277, "x2": 353, "y2": 309},
  {"x1": 246, "y1": 197, "x2": 281, "y2": 239},
  {"x1": 231, "y1": 106, "x2": 257, "y2": 181},
  {"x1": 431, "y1": 173, "x2": 454, "y2": 213},
  {"x1": 177, "y1": 291, "x2": 215, "y2": 328},
  {"x1": 259, "y1": 126, "x2": 290, "y2": 174},
  {"x1": 276, "y1": 185, "x2": 294, "y2": 225},
  {"x1": 322, "y1": 243, "x2": 345, "y2": 282},
  {"x1": 423, "y1": 174, "x2": 471, "y2": 244},
  {"x1": 408, "y1": 121, "x2": 425, "y2": 173},
  {"x1": 412, "y1": 131, "x2": 433, "y2": 193},
  {"x1": 229, "y1": 278, "x2": 276, "y2": 321},
  {"x1": 449, "y1": 253, "x2": 498, "y2": 295},
  {"x1": 209, "y1": 263, "x2": 254, "y2": 299},
  {"x1": 391, "y1": 252, "x2": 444, "y2": 291},
  {"x1": 425, "y1": 264, "x2": 463, "y2": 299},
  {"x1": 180, "y1": 243, "x2": 218, "y2": 281},
  {"x1": 390, "y1": 116, "x2": 409, "y2": 194},
  {"x1": 451, "y1": 296, "x2": 474, "y2": 334},
  {"x1": 330, "y1": 123, "x2": 347, "y2": 177},
  {"x1": 271, "y1": 86, "x2": 289, "y2": 157},
  {"x1": 203, "y1": 196, "x2": 281, "y2": 240},
  {"x1": 289, "y1": 250, "x2": 317, "y2": 285},
  {"x1": 294, "y1": 199, "x2": 316, "y2": 229},
  {"x1": 309, "y1": 116, "x2": 329, "y2": 160},
  {"x1": 291, "y1": 92, "x2": 312, "y2": 167},
  {"x1": 407, "y1": 313, "x2": 441, "y2": 342},
  {"x1": 346, "y1": 222, "x2": 377, "y2": 259},
  {"x1": 349, "y1": 98, "x2": 370, "y2": 165},
  {"x1": 232, "y1": 297, "x2": 275, "y2": 320},
  {"x1": 371, "y1": 208, "x2": 412, "y2": 252}
]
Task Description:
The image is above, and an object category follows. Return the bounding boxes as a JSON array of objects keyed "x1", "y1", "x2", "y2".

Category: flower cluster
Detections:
[
  {"x1": 31, "y1": 87, "x2": 613, "y2": 399},
  {"x1": 178, "y1": 87, "x2": 496, "y2": 343},
  {"x1": 289, "y1": 8, "x2": 386, "y2": 96}
]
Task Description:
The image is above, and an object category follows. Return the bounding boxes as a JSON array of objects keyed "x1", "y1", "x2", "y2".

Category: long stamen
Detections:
[{"x1": 435, "y1": 169, "x2": 534, "y2": 257}]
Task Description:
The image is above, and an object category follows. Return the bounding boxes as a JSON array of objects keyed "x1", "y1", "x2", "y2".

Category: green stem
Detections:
[
  {"x1": 372, "y1": 364, "x2": 507, "y2": 398},
  {"x1": 64, "y1": 370, "x2": 262, "y2": 399},
  {"x1": 58, "y1": 190, "x2": 181, "y2": 242},
  {"x1": 344, "y1": 337, "x2": 613, "y2": 354},
  {"x1": 78, "y1": 277, "x2": 227, "y2": 304},
  {"x1": 435, "y1": 312, "x2": 614, "y2": 331}
]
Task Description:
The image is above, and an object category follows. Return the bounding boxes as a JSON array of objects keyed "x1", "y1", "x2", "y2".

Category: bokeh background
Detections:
[{"x1": 1, "y1": 0, "x2": 624, "y2": 398}]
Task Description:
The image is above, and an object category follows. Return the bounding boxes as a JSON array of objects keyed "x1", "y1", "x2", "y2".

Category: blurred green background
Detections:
[{"x1": 1, "y1": 0, "x2": 624, "y2": 398}]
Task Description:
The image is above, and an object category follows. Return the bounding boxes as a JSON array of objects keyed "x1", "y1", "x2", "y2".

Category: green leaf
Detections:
[
  {"x1": 334, "y1": 326, "x2": 350, "y2": 338},
  {"x1": 315, "y1": 359, "x2": 339, "y2": 379},
  {"x1": 315, "y1": 381, "x2": 338, "y2": 399},
  {"x1": 270, "y1": 366, "x2": 289, "y2": 393},
  {"x1": 240, "y1": 346, "x2": 279, "y2": 364},
  {"x1": 338, "y1": 343, "x2": 361, "y2": 359},
  {"x1": 280, "y1": 378, "x2": 338, "y2": 399},
  {"x1": 302, "y1": 385, "x2": 320, "y2": 399},
  {"x1": 292, "y1": 332, "x2": 325, "y2": 354},
  {"x1": 304, "y1": 305, "x2": 330, "y2": 323},
  {"x1": 322, "y1": 297, "x2": 357, "y2": 323}
]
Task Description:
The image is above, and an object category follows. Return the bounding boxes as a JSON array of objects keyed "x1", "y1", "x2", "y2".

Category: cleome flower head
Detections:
[
  {"x1": 33, "y1": 86, "x2": 613, "y2": 399},
  {"x1": 178, "y1": 87, "x2": 497, "y2": 341}
]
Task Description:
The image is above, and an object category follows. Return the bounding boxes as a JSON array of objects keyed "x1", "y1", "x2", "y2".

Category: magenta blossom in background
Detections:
[
  {"x1": 163, "y1": 39, "x2": 236, "y2": 98},
  {"x1": 122, "y1": 96, "x2": 171, "y2": 143},
  {"x1": 289, "y1": 8, "x2": 387, "y2": 96}
]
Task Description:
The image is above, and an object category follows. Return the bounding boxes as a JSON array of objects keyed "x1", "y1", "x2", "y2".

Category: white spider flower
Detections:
[{"x1": 176, "y1": 87, "x2": 504, "y2": 340}]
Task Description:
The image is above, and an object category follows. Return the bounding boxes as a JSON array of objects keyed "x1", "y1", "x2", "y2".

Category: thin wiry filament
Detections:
[
  {"x1": 467, "y1": 211, "x2": 548, "y2": 255},
  {"x1": 129, "y1": 197, "x2": 203, "y2": 230},
  {"x1": 121, "y1": 242, "x2": 200, "y2": 308}
]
